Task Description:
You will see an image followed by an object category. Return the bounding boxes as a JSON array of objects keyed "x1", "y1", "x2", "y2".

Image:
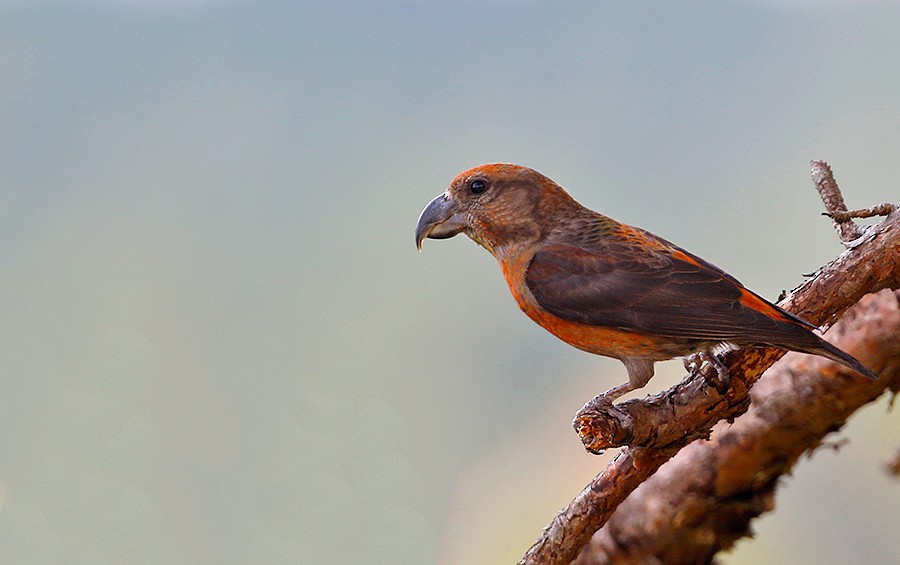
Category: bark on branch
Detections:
[{"x1": 519, "y1": 163, "x2": 900, "y2": 565}]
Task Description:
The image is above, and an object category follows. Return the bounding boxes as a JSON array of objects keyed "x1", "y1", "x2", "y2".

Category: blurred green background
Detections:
[{"x1": 1, "y1": 1, "x2": 898, "y2": 564}]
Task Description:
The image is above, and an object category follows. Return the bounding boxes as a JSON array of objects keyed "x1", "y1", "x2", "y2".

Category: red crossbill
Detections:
[{"x1": 415, "y1": 164, "x2": 877, "y2": 401}]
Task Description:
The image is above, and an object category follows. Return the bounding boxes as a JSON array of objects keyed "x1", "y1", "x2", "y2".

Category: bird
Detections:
[{"x1": 415, "y1": 163, "x2": 878, "y2": 402}]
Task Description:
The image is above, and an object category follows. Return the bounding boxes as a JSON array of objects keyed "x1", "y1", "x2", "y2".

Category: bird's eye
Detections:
[{"x1": 470, "y1": 179, "x2": 487, "y2": 194}]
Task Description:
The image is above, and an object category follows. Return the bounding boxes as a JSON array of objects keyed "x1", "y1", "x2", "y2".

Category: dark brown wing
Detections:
[{"x1": 525, "y1": 241, "x2": 813, "y2": 344}]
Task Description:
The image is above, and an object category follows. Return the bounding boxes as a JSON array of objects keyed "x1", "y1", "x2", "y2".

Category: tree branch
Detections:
[
  {"x1": 519, "y1": 164, "x2": 900, "y2": 565},
  {"x1": 573, "y1": 288, "x2": 900, "y2": 564}
]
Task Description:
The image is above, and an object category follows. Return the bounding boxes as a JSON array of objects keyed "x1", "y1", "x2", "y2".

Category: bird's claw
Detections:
[
  {"x1": 573, "y1": 393, "x2": 635, "y2": 453},
  {"x1": 685, "y1": 351, "x2": 731, "y2": 394}
]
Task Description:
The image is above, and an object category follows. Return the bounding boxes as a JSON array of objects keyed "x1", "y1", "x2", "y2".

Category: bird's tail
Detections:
[{"x1": 795, "y1": 338, "x2": 878, "y2": 381}]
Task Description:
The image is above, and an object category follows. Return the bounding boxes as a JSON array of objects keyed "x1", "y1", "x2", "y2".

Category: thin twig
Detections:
[
  {"x1": 811, "y1": 160, "x2": 867, "y2": 244},
  {"x1": 826, "y1": 202, "x2": 897, "y2": 222}
]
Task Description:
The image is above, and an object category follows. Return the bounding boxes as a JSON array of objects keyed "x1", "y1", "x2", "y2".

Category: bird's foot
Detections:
[
  {"x1": 573, "y1": 389, "x2": 635, "y2": 454},
  {"x1": 685, "y1": 351, "x2": 731, "y2": 394}
]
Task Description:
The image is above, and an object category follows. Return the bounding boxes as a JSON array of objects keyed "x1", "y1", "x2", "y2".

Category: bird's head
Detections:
[{"x1": 415, "y1": 163, "x2": 578, "y2": 256}]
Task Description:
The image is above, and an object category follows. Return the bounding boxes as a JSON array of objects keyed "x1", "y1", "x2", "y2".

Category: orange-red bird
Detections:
[{"x1": 415, "y1": 164, "x2": 877, "y2": 401}]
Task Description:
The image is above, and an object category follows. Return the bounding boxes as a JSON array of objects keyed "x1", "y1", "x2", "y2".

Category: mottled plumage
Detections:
[{"x1": 416, "y1": 163, "x2": 877, "y2": 401}]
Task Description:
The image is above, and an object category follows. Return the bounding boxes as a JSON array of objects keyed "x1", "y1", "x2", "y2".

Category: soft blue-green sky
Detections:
[{"x1": 1, "y1": 2, "x2": 898, "y2": 564}]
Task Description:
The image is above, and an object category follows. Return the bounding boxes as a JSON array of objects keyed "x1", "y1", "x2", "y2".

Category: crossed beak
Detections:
[{"x1": 415, "y1": 193, "x2": 467, "y2": 251}]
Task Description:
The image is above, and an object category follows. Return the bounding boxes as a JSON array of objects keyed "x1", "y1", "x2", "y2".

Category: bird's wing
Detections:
[{"x1": 524, "y1": 240, "x2": 812, "y2": 343}]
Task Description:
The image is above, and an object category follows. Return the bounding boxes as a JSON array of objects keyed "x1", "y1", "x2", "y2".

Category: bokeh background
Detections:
[{"x1": 1, "y1": 1, "x2": 898, "y2": 563}]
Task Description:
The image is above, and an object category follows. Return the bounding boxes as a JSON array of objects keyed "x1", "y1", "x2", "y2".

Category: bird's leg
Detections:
[
  {"x1": 576, "y1": 382, "x2": 634, "y2": 418},
  {"x1": 575, "y1": 358, "x2": 651, "y2": 416},
  {"x1": 685, "y1": 350, "x2": 731, "y2": 394},
  {"x1": 580, "y1": 358, "x2": 654, "y2": 409},
  {"x1": 599, "y1": 382, "x2": 636, "y2": 403}
]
